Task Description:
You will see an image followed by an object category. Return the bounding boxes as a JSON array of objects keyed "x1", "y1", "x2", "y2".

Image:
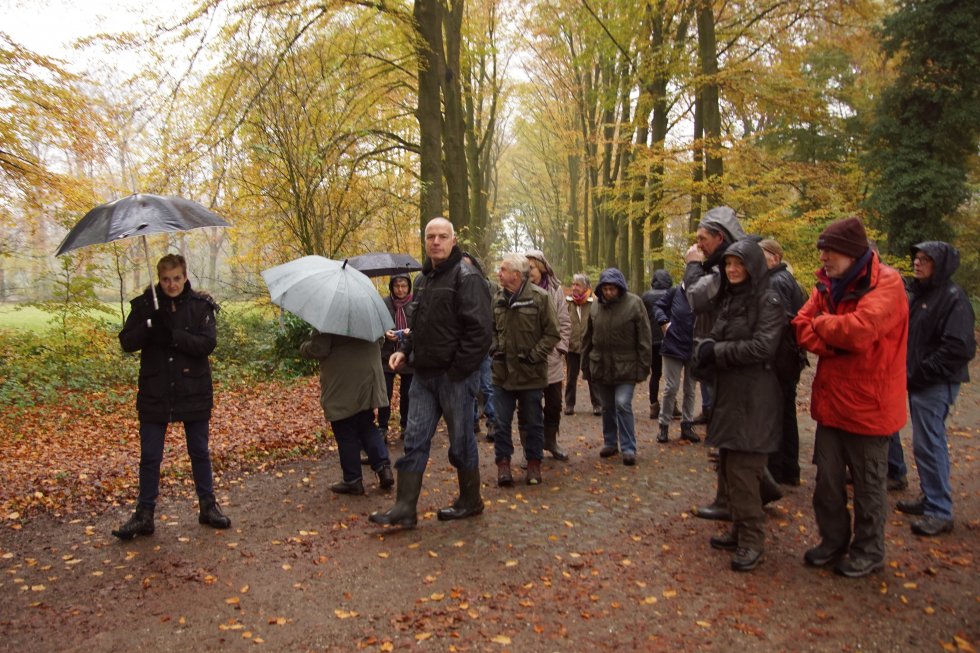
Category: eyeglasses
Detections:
[{"x1": 913, "y1": 255, "x2": 932, "y2": 264}]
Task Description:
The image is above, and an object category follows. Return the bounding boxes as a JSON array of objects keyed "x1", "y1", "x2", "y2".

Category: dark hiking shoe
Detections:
[
  {"x1": 649, "y1": 401, "x2": 660, "y2": 419},
  {"x1": 496, "y1": 460, "x2": 514, "y2": 487},
  {"x1": 112, "y1": 507, "x2": 155, "y2": 540},
  {"x1": 657, "y1": 424, "x2": 669, "y2": 443},
  {"x1": 886, "y1": 475, "x2": 908, "y2": 492},
  {"x1": 599, "y1": 446, "x2": 618, "y2": 458},
  {"x1": 330, "y1": 479, "x2": 365, "y2": 495},
  {"x1": 834, "y1": 556, "x2": 883, "y2": 579},
  {"x1": 680, "y1": 421, "x2": 700, "y2": 443},
  {"x1": 731, "y1": 547, "x2": 763, "y2": 572},
  {"x1": 377, "y1": 465, "x2": 394, "y2": 490},
  {"x1": 897, "y1": 497, "x2": 925, "y2": 515},
  {"x1": 526, "y1": 459, "x2": 542, "y2": 485},
  {"x1": 622, "y1": 453, "x2": 636, "y2": 466},
  {"x1": 911, "y1": 515, "x2": 953, "y2": 537},
  {"x1": 199, "y1": 498, "x2": 232, "y2": 529},
  {"x1": 709, "y1": 531, "x2": 737, "y2": 551},
  {"x1": 804, "y1": 543, "x2": 847, "y2": 567},
  {"x1": 693, "y1": 503, "x2": 732, "y2": 521}
]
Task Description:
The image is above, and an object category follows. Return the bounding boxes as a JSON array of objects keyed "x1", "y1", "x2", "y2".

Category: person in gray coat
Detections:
[{"x1": 693, "y1": 240, "x2": 784, "y2": 571}]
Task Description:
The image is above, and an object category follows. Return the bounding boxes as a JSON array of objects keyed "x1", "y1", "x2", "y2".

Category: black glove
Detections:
[
  {"x1": 150, "y1": 309, "x2": 172, "y2": 344},
  {"x1": 517, "y1": 352, "x2": 537, "y2": 365},
  {"x1": 698, "y1": 340, "x2": 716, "y2": 366}
]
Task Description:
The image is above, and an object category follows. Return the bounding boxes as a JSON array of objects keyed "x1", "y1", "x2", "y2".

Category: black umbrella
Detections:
[
  {"x1": 54, "y1": 193, "x2": 231, "y2": 317},
  {"x1": 55, "y1": 193, "x2": 231, "y2": 256},
  {"x1": 346, "y1": 252, "x2": 422, "y2": 278}
]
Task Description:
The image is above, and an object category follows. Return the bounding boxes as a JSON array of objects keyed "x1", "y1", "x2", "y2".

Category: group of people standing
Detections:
[{"x1": 111, "y1": 213, "x2": 975, "y2": 584}]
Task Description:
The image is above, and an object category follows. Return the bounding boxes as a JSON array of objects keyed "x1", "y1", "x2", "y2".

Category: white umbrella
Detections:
[{"x1": 261, "y1": 256, "x2": 394, "y2": 342}]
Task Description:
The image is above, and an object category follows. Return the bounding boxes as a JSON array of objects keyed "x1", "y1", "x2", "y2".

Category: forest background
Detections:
[{"x1": 0, "y1": 1, "x2": 978, "y2": 452}]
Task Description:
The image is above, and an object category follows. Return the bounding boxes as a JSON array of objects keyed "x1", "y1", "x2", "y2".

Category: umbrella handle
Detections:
[{"x1": 143, "y1": 236, "x2": 158, "y2": 326}]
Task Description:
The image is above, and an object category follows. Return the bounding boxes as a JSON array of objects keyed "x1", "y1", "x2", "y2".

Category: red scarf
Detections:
[{"x1": 393, "y1": 294, "x2": 412, "y2": 330}]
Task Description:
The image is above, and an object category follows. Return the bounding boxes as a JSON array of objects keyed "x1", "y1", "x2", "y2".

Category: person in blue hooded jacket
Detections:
[
  {"x1": 895, "y1": 241, "x2": 976, "y2": 537},
  {"x1": 581, "y1": 268, "x2": 652, "y2": 466}
]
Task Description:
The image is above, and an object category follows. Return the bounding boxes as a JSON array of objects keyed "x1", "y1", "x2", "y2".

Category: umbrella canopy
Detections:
[
  {"x1": 346, "y1": 252, "x2": 422, "y2": 278},
  {"x1": 261, "y1": 256, "x2": 394, "y2": 342},
  {"x1": 55, "y1": 193, "x2": 231, "y2": 256}
]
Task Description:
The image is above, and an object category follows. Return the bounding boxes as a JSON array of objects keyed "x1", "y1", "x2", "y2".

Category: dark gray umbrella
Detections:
[
  {"x1": 55, "y1": 193, "x2": 231, "y2": 256},
  {"x1": 346, "y1": 252, "x2": 422, "y2": 278},
  {"x1": 54, "y1": 193, "x2": 231, "y2": 317}
]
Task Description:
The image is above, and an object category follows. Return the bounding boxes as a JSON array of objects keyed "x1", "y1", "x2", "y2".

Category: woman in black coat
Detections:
[
  {"x1": 112, "y1": 254, "x2": 231, "y2": 540},
  {"x1": 694, "y1": 240, "x2": 784, "y2": 572}
]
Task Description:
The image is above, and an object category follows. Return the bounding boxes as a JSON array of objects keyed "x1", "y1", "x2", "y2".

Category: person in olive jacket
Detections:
[
  {"x1": 112, "y1": 254, "x2": 231, "y2": 540},
  {"x1": 301, "y1": 332, "x2": 393, "y2": 495},
  {"x1": 581, "y1": 268, "x2": 652, "y2": 466},
  {"x1": 693, "y1": 240, "x2": 785, "y2": 572},
  {"x1": 491, "y1": 253, "x2": 560, "y2": 486},
  {"x1": 896, "y1": 241, "x2": 976, "y2": 537}
]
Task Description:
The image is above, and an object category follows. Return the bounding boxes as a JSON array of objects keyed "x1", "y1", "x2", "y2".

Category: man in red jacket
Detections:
[{"x1": 793, "y1": 217, "x2": 908, "y2": 578}]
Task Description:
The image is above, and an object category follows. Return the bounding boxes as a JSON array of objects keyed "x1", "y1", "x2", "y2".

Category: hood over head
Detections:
[
  {"x1": 699, "y1": 206, "x2": 747, "y2": 244},
  {"x1": 388, "y1": 273, "x2": 413, "y2": 295},
  {"x1": 722, "y1": 239, "x2": 769, "y2": 291},
  {"x1": 911, "y1": 241, "x2": 959, "y2": 286},
  {"x1": 597, "y1": 267, "x2": 628, "y2": 303},
  {"x1": 650, "y1": 269, "x2": 673, "y2": 290}
]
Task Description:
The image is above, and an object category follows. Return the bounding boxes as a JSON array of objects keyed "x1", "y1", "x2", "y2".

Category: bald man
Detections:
[{"x1": 370, "y1": 218, "x2": 493, "y2": 529}]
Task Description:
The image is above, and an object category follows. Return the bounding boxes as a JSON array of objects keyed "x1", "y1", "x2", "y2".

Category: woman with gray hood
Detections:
[{"x1": 692, "y1": 240, "x2": 784, "y2": 571}]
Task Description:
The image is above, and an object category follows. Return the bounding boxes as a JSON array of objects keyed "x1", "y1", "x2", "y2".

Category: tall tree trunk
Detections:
[
  {"x1": 690, "y1": 94, "x2": 703, "y2": 232},
  {"x1": 441, "y1": 0, "x2": 469, "y2": 235},
  {"x1": 414, "y1": 0, "x2": 445, "y2": 239},
  {"x1": 566, "y1": 152, "x2": 582, "y2": 274},
  {"x1": 697, "y1": 0, "x2": 723, "y2": 208}
]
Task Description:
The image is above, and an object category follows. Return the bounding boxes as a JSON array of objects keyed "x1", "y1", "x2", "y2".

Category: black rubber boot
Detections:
[
  {"x1": 437, "y1": 468, "x2": 485, "y2": 521},
  {"x1": 369, "y1": 471, "x2": 423, "y2": 528},
  {"x1": 544, "y1": 427, "x2": 569, "y2": 461},
  {"x1": 112, "y1": 506, "x2": 155, "y2": 540},
  {"x1": 761, "y1": 469, "x2": 783, "y2": 505},
  {"x1": 199, "y1": 497, "x2": 232, "y2": 529}
]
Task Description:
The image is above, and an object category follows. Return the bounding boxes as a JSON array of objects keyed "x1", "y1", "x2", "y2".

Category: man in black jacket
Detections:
[
  {"x1": 370, "y1": 218, "x2": 493, "y2": 529},
  {"x1": 112, "y1": 254, "x2": 231, "y2": 540},
  {"x1": 896, "y1": 241, "x2": 976, "y2": 536}
]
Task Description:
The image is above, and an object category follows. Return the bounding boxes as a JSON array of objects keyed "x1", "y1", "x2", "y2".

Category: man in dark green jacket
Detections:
[{"x1": 491, "y1": 253, "x2": 560, "y2": 486}]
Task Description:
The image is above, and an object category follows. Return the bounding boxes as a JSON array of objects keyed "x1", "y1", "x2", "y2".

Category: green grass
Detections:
[{"x1": 0, "y1": 301, "x2": 272, "y2": 332}]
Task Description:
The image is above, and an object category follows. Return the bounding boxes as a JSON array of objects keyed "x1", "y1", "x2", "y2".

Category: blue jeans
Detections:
[
  {"x1": 887, "y1": 432, "x2": 907, "y2": 479},
  {"x1": 332, "y1": 409, "x2": 389, "y2": 482},
  {"x1": 137, "y1": 420, "x2": 214, "y2": 510},
  {"x1": 397, "y1": 370, "x2": 480, "y2": 473},
  {"x1": 910, "y1": 383, "x2": 960, "y2": 520},
  {"x1": 475, "y1": 355, "x2": 495, "y2": 422},
  {"x1": 596, "y1": 383, "x2": 637, "y2": 455},
  {"x1": 493, "y1": 386, "x2": 544, "y2": 463}
]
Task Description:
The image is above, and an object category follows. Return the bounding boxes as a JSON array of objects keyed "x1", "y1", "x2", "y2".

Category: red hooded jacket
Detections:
[{"x1": 793, "y1": 252, "x2": 908, "y2": 436}]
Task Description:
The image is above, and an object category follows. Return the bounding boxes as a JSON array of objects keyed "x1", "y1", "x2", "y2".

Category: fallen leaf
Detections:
[{"x1": 491, "y1": 635, "x2": 512, "y2": 645}]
